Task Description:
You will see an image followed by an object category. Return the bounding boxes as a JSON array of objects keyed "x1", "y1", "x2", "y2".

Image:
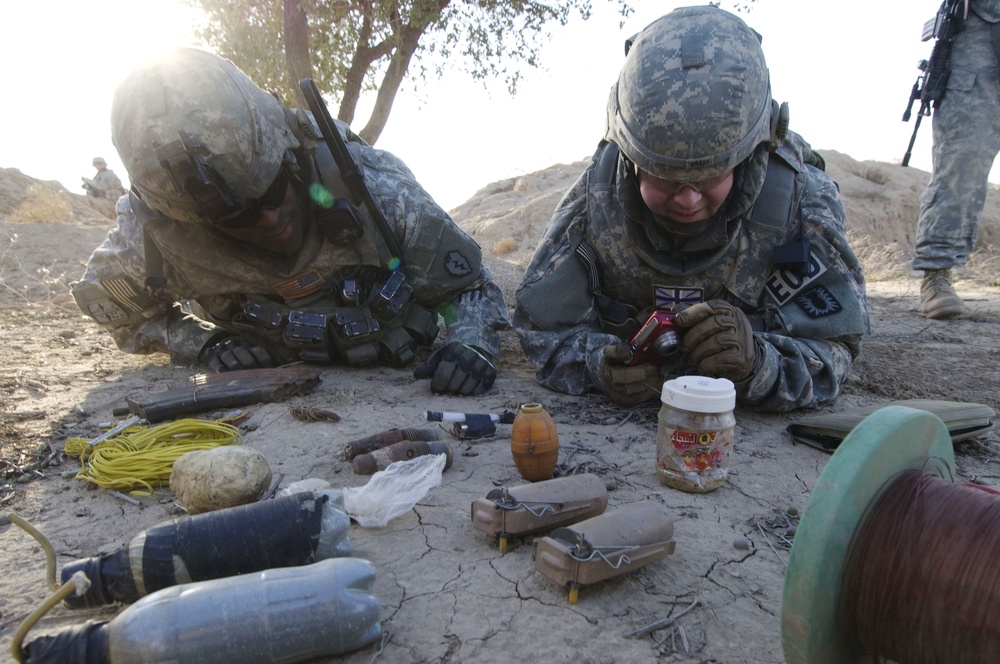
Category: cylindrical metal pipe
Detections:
[
  {"x1": 343, "y1": 428, "x2": 442, "y2": 460},
  {"x1": 351, "y1": 440, "x2": 453, "y2": 475}
]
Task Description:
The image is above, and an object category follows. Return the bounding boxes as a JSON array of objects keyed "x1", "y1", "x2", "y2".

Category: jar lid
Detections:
[{"x1": 661, "y1": 376, "x2": 736, "y2": 413}]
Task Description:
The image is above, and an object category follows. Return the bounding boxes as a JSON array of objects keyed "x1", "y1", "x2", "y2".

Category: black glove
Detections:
[
  {"x1": 413, "y1": 342, "x2": 496, "y2": 395},
  {"x1": 675, "y1": 300, "x2": 758, "y2": 382},
  {"x1": 199, "y1": 336, "x2": 277, "y2": 373},
  {"x1": 600, "y1": 342, "x2": 662, "y2": 407}
]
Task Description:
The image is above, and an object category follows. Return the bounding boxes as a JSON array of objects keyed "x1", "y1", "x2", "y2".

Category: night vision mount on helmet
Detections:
[{"x1": 606, "y1": 5, "x2": 788, "y2": 183}]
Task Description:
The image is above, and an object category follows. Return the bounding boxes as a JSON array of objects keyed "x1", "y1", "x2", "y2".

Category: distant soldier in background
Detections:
[
  {"x1": 513, "y1": 6, "x2": 869, "y2": 413},
  {"x1": 82, "y1": 157, "x2": 126, "y2": 200},
  {"x1": 81, "y1": 157, "x2": 126, "y2": 219},
  {"x1": 913, "y1": 0, "x2": 1000, "y2": 319}
]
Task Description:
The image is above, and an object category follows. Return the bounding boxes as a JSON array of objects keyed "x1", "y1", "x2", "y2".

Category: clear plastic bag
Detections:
[{"x1": 342, "y1": 453, "x2": 447, "y2": 527}]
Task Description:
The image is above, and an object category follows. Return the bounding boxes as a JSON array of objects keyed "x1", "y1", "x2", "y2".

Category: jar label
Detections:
[{"x1": 657, "y1": 427, "x2": 733, "y2": 473}]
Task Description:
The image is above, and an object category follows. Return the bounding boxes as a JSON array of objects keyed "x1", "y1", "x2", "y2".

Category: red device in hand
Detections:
[{"x1": 625, "y1": 286, "x2": 703, "y2": 366}]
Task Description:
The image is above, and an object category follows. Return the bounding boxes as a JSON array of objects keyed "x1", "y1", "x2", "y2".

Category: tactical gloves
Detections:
[
  {"x1": 675, "y1": 300, "x2": 758, "y2": 382},
  {"x1": 413, "y1": 342, "x2": 496, "y2": 396},
  {"x1": 600, "y1": 342, "x2": 662, "y2": 407},
  {"x1": 199, "y1": 336, "x2": 278, "y2": 373}
]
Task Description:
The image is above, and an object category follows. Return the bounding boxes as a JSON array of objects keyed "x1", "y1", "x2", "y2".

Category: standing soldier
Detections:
[
  {"x1": 81, "y1": 157, "x2": 126, "y2": 218},
  {"x1": 913, "y1": 0, "x2": 1000, "y2": 319}
]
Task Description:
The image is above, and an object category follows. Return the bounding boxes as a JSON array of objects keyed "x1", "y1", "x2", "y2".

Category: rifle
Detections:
[
  {"x1": 901, "y1": 0, "x2": 969, "y2": 166},
  {"x1": 297, "y1": 78, "x2": 404, "y2": 262}
]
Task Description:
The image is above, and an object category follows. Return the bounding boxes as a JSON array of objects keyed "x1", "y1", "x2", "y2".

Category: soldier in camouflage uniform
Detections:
[
  {"x1": 514, "y1": 6, "x2": 869, "y2": 413},
  {"x1": 72, "y1": 48, "x2": 509, "y2": 396},
  {"x1": 913, "y1": 0, "x2": 1000, "y2": 319},
  {"x1": 82, "y1": 157, "x2": 126, "y2": 201}
]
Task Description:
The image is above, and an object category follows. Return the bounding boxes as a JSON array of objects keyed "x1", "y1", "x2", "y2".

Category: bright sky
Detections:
[{"x1": 0, "y1": 0, "x2": 977, "y2": 212}]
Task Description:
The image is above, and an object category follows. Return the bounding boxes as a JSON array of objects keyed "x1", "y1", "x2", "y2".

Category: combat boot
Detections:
[{"x1": 920, "y1": 269, "x2": 965, "y2": 319}]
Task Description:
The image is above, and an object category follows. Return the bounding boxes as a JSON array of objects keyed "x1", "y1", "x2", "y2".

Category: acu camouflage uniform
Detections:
[
  {"x1": 914, "y1": 0, "x2": 1000, "y2": 271},
  {"x1": 72, "y1": 119, "x2": 508, "y2": 367},
  {"x1": 84, "y1": 167, "x2": 126, "y2": 200},
  {"x1": 514, "y1": 132, "x2": 870, "y2": 413}
]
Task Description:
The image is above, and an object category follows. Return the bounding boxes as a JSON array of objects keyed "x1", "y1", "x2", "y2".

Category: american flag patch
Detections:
[
  {"x1": 274, "y1": 269, "x2": 325, "y2": 301},
  {"x1": 101, "y1": 277, "x2": 160, "y2": 312}
]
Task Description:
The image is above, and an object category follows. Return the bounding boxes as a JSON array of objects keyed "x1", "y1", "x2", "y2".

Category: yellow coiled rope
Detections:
[{"x1": 64, "y1": 419, "x2": 242, "y2": 495}]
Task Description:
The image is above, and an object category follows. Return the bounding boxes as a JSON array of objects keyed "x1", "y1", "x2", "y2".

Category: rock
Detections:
[{"x1": 170, "y1": 446, "x2": 272, "y2": 514}]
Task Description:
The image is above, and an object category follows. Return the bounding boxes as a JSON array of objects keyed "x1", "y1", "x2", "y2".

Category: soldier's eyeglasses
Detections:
[{"x1": 638, "y1": 169, "x2": 733, "y2": 197}]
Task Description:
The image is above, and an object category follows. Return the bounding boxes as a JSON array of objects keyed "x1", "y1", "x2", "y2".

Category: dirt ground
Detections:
[{"x1": 0, "y1": 154, "x2": 998, "y2": 664}]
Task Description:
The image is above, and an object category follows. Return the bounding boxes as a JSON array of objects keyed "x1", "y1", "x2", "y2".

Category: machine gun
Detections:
[
  {"x1": 901, "y1": 0, "x2": 969, "y2": 166},
  {"x1": 297, "y1": 77, "x2": 404, "y2": 263}
]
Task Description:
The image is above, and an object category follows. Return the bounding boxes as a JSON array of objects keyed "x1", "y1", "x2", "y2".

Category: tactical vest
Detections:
[
  {"x1": 135, "y1": 137, "x2": 463, "y2": 367},
  {"x1": 579, "y1": 141, "x2": 806, "y2": 340}
]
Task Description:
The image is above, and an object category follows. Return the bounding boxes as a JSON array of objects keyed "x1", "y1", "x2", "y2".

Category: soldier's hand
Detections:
[
  {"x1": 600, "y1": 342, "x2": 661, "y2": 407},
  {"x1": 413, "y1": 342, "x2": 496, "y2": 395},
  {"x1": 675, "y1": 300, "x2": 758, "y2": 382},
  {"x1": 199, "y1": 336, "x2": 277, "y2": 373}
]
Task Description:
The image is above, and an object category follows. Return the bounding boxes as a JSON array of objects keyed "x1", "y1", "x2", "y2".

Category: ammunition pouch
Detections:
[{"x1": 234, "y1": 269, "x2": 439, "y2": 368}]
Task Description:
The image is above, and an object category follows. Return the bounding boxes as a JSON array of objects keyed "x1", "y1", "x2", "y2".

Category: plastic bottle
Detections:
[
  {"x1": 656, "y1": 376, "x2": 736, "y2": 493},
  {"x1": 510, "y1": 403, "x2": 559, "y2": 481},
  {"x1": 23, "y1": 558, "x2": 382, "y2": 664},
  {"x1": 59, "y1": 490, "x2": 352, "y2": 608}
]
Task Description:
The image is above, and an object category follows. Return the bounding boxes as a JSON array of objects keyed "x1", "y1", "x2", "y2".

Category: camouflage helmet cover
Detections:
[
  {"x1": 607, "y1": 6, "x2": 773, "y2": 182},
  {"x1": 111, "y1": 47, "x2": 299, "y2": 224},
  {"x1": 92, "y1": 157, "x2": 107, "y2": 166}
]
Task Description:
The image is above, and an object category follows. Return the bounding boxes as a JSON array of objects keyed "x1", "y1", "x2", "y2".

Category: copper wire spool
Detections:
[
  {"x1": 781, "y1": 405, "x2": 1000, "y2": 664},
  {"x1": 842, "y1": 471, "x2": 1000, "y2": 664}
]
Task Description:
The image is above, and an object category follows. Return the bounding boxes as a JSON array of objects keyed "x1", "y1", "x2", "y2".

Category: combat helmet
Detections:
[
  {"x1": 606, "y1": 6, "x2": 787, "y2": 183},
  {"x1": 111, "y1": 48, "x2": 300, "y2": 224}
]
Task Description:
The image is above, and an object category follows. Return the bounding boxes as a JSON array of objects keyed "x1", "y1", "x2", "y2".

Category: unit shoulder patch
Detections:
[
  {"x1": 444, "y1": 250, "x2": 473, "y2": 277},
  {"x1": 793, "y1": 285, "x2": 842, "y2": 318}
]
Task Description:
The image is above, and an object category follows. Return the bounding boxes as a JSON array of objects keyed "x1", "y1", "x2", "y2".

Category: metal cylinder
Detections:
[
  {"x1": 351, "y1": 440, "x2": 453, "y2": 475},
  {"x1": 343, "y1": 428, "x2": 442, "y2": 460}
]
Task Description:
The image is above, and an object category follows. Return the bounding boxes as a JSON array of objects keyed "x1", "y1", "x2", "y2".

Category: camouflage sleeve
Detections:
[
  {"x1": 513, "y1": 168, "x2": 621, "y2": 394},
  {"x1": 739, "y1": 164, "x2": 870, "y2": 412},
  {"x1": 360, "y1": 146, "x2": 510, "y2": 360},
  {"x1": 70, "y1": 195, "x2": 220, "y2": 362}
]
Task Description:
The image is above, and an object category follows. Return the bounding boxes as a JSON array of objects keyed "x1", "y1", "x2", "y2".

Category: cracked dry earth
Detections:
[{"x1": 1, "y1": 216, "x2": 999, "y2": 663}]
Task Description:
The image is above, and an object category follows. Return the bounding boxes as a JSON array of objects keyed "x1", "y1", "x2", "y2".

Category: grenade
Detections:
[
  {"x1": 59, "y1": 490, "x2": 351, "y2": 608},
  {"x1": 23, "y1": 558, "x2": 382, "y2": 664},
  {"x1": 510, "y1": 403, "x2": 559, "y2": 481},
  {"x1": 351, "y1": 440, "x2": 453, "y2": 475}
]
